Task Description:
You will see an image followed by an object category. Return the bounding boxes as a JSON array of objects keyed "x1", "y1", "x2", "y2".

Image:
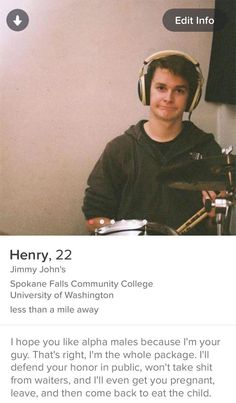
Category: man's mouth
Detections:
[{"x1": 159, "y1": 106, "x2": 176, "y2": 110}]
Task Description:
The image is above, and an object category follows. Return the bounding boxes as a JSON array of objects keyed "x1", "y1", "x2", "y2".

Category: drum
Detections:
[{"x1": 95, "y1": 219, "x2": 177, "y2": 235}]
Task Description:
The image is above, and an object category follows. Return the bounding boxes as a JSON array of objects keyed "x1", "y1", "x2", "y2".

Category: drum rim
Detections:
[
  {"x1": 96, "y1": 219, "x2": 146, "y2": 235},
  {"x1": 96, "y1": 219, "x2": 177, "y2": 235}
]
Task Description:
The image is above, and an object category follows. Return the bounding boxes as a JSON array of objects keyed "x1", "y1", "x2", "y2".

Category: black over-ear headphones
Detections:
[{"x1": 138, "y1": 50, "x2": 204, "y2": 113}]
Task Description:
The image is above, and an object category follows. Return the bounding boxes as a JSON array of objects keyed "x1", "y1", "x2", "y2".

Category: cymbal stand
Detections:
[
  {"x1": 216, "y1": 197, "x2": 232, "y2": 235},
  {"x1": 205, "y1": 195, "x2": 233, "y2": 235},
  {"x1": 215, "y1": 146, "x2": 236, "y2": 235}
]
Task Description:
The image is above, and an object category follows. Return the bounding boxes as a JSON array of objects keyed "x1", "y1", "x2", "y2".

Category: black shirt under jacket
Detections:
[{"x1": 82, "y1": 120, "x2": 221, "y2": 234}]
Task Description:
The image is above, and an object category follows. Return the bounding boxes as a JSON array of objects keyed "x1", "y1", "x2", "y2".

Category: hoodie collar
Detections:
[{"x1": 127, "y1": 120, "x2": 213, "y2": 163}]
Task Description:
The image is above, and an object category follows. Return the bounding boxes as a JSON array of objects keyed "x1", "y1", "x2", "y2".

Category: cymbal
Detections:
[{"x1": 157, "y1": 155, "x2": 236, "y2": 191}]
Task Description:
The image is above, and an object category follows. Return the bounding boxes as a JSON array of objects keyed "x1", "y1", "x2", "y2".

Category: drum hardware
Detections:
[
  {"x1": 222, "y1": 145, "x2": 233, "y2": 155},
  {"x1": 205, "y1": 194, "x2": 234, "y2": 235},
  {"x1": 158, "y1": 148, "x2": 236, "y2": 235}
]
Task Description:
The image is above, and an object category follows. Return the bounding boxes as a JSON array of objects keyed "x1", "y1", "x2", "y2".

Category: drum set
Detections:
[{"x1": 95, "y1": 149, "x2": 236, "y2": 236}]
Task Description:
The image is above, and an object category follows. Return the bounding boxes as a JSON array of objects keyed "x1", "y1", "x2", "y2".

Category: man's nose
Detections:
[{"x1": 164, "y1": 90, "x2": 174, "y2": 102}]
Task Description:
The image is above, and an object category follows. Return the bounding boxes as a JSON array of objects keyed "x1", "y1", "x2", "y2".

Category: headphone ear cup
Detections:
[
  {"x1": 138, "y1": 75, "x2": 147, "y2": 105},
  {"x1": 144, "y1": 74, "x2": 150, "y2": 106},
  {"x1": 138, "y1": 77, "x2": 143, "y2": 103},
  {"x1": 137, "y1": 75, "x2": 150, "y2": 105},
  {"x1": 193, "y1": 87, "x2": 202, "y2": 110},
  {"x1": 187, "y1": 86, "x2": 202, "y2": 112}
]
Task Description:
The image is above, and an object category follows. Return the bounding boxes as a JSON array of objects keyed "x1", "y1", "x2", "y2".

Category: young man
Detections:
[{"x1": 82, "y1": 50, "x2": 221, "y2": 234}]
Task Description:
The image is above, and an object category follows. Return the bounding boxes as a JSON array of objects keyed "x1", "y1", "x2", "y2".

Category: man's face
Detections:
[{"x1": 149, "y1": 68, "x2": 189, "y2": 123}]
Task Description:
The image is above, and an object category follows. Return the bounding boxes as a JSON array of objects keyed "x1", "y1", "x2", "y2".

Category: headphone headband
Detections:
[{"x1": 138, "y1": 50, "x2": 204, "y2": 113}]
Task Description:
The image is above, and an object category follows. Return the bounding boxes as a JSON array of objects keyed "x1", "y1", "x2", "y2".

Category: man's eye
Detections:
[
  {"x1": 176, "y1": 88, "x2": 186, "y2": 94},
  {"x1": 157, "y1": 86, "x2": 166, "y2": 91}
]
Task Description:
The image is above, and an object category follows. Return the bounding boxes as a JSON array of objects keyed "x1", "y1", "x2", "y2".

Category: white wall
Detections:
[{"x1": 1, "y1": 0, "x2": 234, "y2": 235}]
